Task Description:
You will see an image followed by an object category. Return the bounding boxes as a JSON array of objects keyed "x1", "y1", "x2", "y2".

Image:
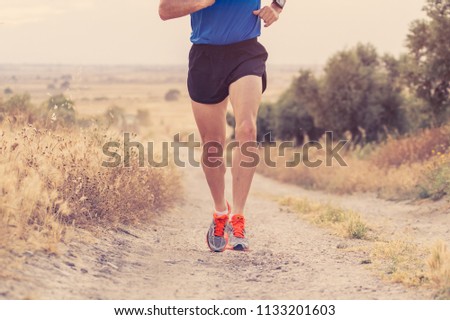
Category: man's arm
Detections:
[{"x1": 159, "y1": 0, "x2": 215, "y2": 21}]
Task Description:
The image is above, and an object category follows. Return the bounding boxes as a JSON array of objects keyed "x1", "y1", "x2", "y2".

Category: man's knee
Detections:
[
  {"x1": 235, "y1": 120, "x2": 257, "y2": 141},
  {"x1": 202, "y1": 140, "x2": 226, "y2": 169},
  {"x1": 200, "y1": 133, "x2": 225, "y2": 145}
]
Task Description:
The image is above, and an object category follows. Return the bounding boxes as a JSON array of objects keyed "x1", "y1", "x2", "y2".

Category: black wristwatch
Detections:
[{"x1": 272, "y1": 0, "x2": 286, "y2": 10}]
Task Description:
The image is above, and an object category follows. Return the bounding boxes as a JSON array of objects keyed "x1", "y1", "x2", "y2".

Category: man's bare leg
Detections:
[
  {"x1": 229, "y1": 76, "x2": 262, "y2": 215},
  {"x1": 191, "y1": 98, "x2": 229, "y2": 212}
]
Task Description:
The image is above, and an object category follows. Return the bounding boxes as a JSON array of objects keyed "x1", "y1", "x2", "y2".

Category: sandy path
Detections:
[{"x1": 1, "y1": 164, "x2": 435, "y2": 299}]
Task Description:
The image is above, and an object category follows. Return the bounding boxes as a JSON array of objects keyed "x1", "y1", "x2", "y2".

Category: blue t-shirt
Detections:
[{"x1": 190, "y1": 0, "x2": 261, "y2": 45}]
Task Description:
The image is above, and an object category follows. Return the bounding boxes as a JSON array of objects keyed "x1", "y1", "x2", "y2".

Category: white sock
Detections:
[{"x1": 214, "y1": 208, "x2": 228, "y2": 216}]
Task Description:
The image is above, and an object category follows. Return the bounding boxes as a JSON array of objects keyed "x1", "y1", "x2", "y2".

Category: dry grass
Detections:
[
  {"x1": 258, "y1": 126, "x2": 450, "y2": 201},
  {"x1": 428, "y1": 242, "x2": 450, "y2": 299},
  {"x1": 370, "y1": 240, "x2": 450, "y2": 298},
  {"x1": 0, "y1": 103, "x2": 180, "y2": 254},
  {"x1": 371, "y1": 126, "x2": 450, "y2": 168},
  {"x1": 261, "y1": 150, "x2": 420, "y2": 200},
  {"x1": 419, "y1": 151, "x2": 450, "y2": 200},
  {"x1": 370, "y1": 239, "x2": 428, "y2": 286},
  {"x1": 279, "y1": 197, "x2": 369, "y2": 239}
]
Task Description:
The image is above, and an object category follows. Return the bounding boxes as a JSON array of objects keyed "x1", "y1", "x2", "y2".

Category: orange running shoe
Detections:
[
  {"x1": 206, "y1": 202, "x2": 231, "y2": 252},
  {"x1": 227, "y1": 214, "x2": 249, "y2": 251}
]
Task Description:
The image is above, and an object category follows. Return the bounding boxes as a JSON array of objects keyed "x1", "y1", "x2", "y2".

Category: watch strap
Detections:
[{"x1": 272, "y1": 0, "x2": 284, "y2": 9}]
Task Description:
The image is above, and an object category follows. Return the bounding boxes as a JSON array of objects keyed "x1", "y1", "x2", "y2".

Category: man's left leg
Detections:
[{"x1": 228, "y1": 75, "x2": 262, "y2": 250}]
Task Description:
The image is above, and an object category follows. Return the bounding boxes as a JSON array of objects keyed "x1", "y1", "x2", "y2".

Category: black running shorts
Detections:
[{"x1": 187, "y1": 37, "x2": 268, "y2": 105}]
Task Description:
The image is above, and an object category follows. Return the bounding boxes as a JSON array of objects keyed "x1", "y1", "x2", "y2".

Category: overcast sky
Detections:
[{"x1": 0, "y1": 0, "x2": 426, "y2": 65}]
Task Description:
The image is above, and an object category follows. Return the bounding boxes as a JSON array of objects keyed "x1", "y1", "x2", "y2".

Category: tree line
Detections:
[{"x1": 237, "y1": 0, "x2": 450, "y2": 146}]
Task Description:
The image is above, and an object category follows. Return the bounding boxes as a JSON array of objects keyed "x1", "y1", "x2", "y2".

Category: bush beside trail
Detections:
[
  {"x1": 257, "y1": 125, "x2": 450, "y2": 201},
  {"x1": 0, "y1": 95, "x2": 180, "y2": 253}
]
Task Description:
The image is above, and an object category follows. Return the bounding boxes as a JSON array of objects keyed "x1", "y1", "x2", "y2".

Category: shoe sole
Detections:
[{"x1": 232, "y1": 244, "x2": 248, "y2": 251}]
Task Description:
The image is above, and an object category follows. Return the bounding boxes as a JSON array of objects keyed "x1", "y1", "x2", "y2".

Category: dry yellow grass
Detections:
[
  {"x1": 258, "y1": 126, "x2": 450, "y2": 201},
  {"x1": 371, "y1": 126, "x2": 450, "y2": 168},
  {"x1": 0, "y1": 107, "x2": 180, "y2": 254},
  {"x1": 370, "y1": 240, "x2": 450, "y2": 298},
  {"x1": 279, "y1": 197, "x2": 369, "y2": 239},
  {"x1": 370, "y1": 239, "x2": 428, "y2": 286},
  {"x1": 419, "y1": 150, "x2": 450, "y2": 200},
  {"x1": 428, "y1": 242, "x2": 450, "y2": 299}
]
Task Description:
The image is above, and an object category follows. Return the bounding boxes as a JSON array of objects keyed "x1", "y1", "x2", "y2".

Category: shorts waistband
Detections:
[{"x1": 192, "y1": 37, "x2": 258, "y2": 49}]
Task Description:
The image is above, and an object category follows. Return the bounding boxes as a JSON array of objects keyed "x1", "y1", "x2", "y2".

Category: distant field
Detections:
[{"x1": 0, "y1": 64, "x2": 303, "y2": 138}]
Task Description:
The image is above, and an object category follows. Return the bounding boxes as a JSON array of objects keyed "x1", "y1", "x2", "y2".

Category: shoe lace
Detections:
[
  {"x1": 213, "y1": 214, "x2": 228, "y2": 237},
  {"x1": 231, "y1": 214, "x2": 245, "y2": 238}
]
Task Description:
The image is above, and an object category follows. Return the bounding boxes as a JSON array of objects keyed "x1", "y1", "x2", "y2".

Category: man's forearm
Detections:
[{"x1": 159, "y1": 0, "x2": 215, "y2": 21}]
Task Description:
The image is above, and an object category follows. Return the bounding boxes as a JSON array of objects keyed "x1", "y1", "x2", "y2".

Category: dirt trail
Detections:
[
  {"x1": 1, "y1": 164, "x2": 440, "y2": 299},
  {"x1": 254, "y1": 174, "x2": 450, "y2": 246}
]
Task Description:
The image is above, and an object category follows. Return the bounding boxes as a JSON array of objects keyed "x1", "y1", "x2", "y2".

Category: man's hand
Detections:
[{"x1": 253, "y1": 4, "x2": 282, "y2": 28}]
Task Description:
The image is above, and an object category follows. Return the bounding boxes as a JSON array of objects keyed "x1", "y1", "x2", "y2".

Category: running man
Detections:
[{"x1": 159, "y1": 0, "x2": 287, "y2": 252}]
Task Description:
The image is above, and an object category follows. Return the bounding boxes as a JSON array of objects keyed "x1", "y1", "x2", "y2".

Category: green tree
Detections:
[
  {"x1": 405, "y1": 0, "x2": 450, "y2": 126},
  {"x1": 4, "y1": 93, "x2": 32, "y2": 114},
  {"x1": 257, "y1": 102, "x2": 276, "y2": 142},
  {"x1": 275, "y1": 70, "x2": 322, "y2": 146},
  {"x1": 314, "y1": 44, "x2": 404, "y2": 145},
  {"x1": 226, "y1": 111, "x2": 236, "y2": 139},
  {"x1": 47, "y1": 94, "x2": 76, "y2": 124},
  {"x1": 0, "y1": 93, "x2": 39, "y2": 124}
]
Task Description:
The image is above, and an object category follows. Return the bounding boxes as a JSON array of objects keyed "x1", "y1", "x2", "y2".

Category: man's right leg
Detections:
[
  {"x1": 191, "y1": 98, "x2": 229, "y2": 252},
  {"x1": 191, "y1": 98, "x2": 228, "y2": 212}
]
